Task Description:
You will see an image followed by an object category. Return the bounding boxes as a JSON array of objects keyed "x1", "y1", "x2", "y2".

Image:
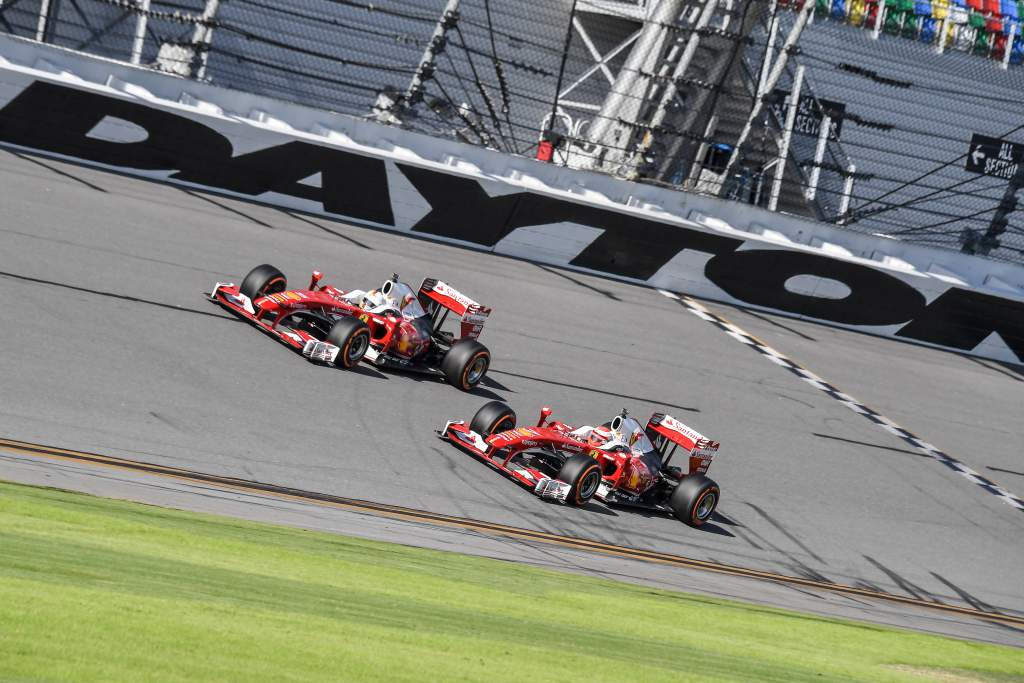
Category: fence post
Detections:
[
  {"x1": 191, "y1": 0, "x2": 221, "y2": 80},
  {"x1": 404, "y1": 0, "x2": 461, "y2": 106},
  {"x1": 936, "y1": 15, "x2": 948, "y2": 53},
  {"x1": 872, "y1": 0, "x2": 885, "y2": 39},
  {"x1": 838, "y1": 163, "x2": 856, "y2": 222},
  {"x1": 1002, "y1": 22, "x2": 1017, "y2": 69},
  {"x1": 130, "y1": 0, "x2": 150, "y2": 65},
  {"x1": 35, "y1": 0, "x2": 50, "y2": 41},
  {"x1": 806, "y1": 112, "x2": 831, "y2": 201},
  {"x1": 768, "y1": 64, "x2": 804, "y2": 212}
]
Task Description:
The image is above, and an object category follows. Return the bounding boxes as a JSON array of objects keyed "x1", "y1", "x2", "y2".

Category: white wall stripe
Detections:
[{"x1": 658, "y1": 289, "x2": 1024, "y2": 514}]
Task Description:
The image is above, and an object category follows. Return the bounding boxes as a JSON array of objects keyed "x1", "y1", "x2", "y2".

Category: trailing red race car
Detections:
[
  {"x1": 209, "y1": 264, "x2": 493, "y2": 390},
  {"x1": 439, "y1": 402, "x2": 721, "y2": 526}
]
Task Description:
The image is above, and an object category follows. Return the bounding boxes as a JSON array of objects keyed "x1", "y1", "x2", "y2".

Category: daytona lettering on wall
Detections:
[{"x1": 1, "y1": 80, "x2": 1022, "y2": 362}]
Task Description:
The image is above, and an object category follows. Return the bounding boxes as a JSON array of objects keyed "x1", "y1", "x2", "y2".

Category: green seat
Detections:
[
  {"x1": 969, "y1": 9, "x2": 987, "y2": 26},
  {"x1": 973, "y1": 28, "x2": 991, "y2": 52}
]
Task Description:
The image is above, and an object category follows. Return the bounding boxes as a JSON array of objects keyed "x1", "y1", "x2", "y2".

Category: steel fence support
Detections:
[
  {"x1": 768, "y1": 64, "x2": 803, "y2": 211},
  {"x1": 1002, "y1": 22, "x2": 1017, "y2": 69},
  {"x1": 805, "y1": 111, "x2": 831, "y2": 201},
  {"x1": 838, "y1": 163, "x2": 856, "y2": 222},
  {"x1": 717, "y1": 0, "x2": 812, "y2": 189},
  {"x1": 130, "y1": 0, "x2": 150, "y2": 64},
  {"x1": 190, "y1": 0, "x2": 221, "y2": 79}
]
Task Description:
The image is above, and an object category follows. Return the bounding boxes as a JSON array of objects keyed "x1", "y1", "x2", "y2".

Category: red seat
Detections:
[{"x1": 967, "y1": 0, "x2": 984, "y2": 10}]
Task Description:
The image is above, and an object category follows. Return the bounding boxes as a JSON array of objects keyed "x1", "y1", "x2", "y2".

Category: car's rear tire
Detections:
[
  {"x1": 470, "y1": 401, "x2": 516, "y2": 437},
  {"x1": 669, "y1": 474, "x2": 720, "y2": 527},
  {"x1": 240, "y1": 264, "x2": 287, "y2": 302},
  {"x1": 441, "y1": 340, "x2": 490, "y2": 391},
  {"x1": 557, "y1": 454, "x2": 602, "y2": 506},
  {"x1": 326, "y1": 317, "x2": 371, "y2": 369}
]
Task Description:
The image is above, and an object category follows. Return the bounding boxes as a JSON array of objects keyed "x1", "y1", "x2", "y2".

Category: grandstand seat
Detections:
[
  {"x1": 833, "y1": 0, "x2": 849, "y2": 19},
  {"x1": 1001, "y1": 0, "x2": 1019, "y2": 20},
  {"x1": 974, "y1": 26, "x2": 992, "y2": 52},
  {"x1": 920, "y1": 15, "x2": 938, "y2": 39},
  {"x1": 849, "y1": 0, "x2": 869, "y2": 24},
  {"x1": 967, "y1": 0, "x2": 984, "y2": 10},
  {"x1": 933, "y1": 0, "x2": 950, "y2": 19},
  {"x1": 1011, "y1": 34, "x2": 1024, "y2": 61},
  {"x1": 915, "y1": 0, "x2": 933, "y2": 12},
  {"x1": 949, "y1": 1, "x2": 970, "y2": 21}
]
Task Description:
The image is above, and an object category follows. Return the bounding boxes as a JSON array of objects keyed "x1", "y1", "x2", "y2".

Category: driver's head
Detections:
[{"x1": 587, "y1": 425, "x2": 613, "y2": 449}]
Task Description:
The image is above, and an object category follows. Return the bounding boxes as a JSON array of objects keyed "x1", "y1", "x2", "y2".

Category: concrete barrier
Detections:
[{"x1": 1, "y1": 34, "x2": 1022, "y2": 364}]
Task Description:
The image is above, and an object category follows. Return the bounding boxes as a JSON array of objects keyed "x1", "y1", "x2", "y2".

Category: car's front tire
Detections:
[
  {"x1": 470, "y1": 401, "x2": 516, "y2": 437},
  {"x1": 669, "y1": 474, "x2": 720, "y2": 527},
  {"x1": 557, "y1": 454, "x2": 602, "y2": 506},
  {"x1": 240, "y1": 264, "x2": 287, "y2": 302},
  {"x1": 326, "y1": 317, "x2": 371, "y2": 369},
  {"x1": 441, "y1": 340, "x2": 490, "y2": 391}
]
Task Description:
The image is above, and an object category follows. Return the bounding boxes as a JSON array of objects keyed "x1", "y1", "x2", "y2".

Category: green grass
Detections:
[{"x1": 0, "y1": 481, "x2": 1021, "y2": 683}]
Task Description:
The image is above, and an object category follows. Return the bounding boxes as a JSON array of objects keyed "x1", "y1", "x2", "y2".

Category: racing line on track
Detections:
[
  {"x1": 2, "y1": 435, "x2": 1023, "y2": 628},
  {"x1": 657, "y1": 290, "x2": 1024, "y2": 513}
]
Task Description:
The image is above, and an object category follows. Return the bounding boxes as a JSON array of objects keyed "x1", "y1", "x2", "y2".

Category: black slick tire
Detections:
[
  {"x1": 240, "y1": 264, "x2": 287, "y2": 302},
  {"x1": 556, "y1": 454, "x2": 602, "y2": 506},
  {"x1": 470, "y1": 401, "x2": 516, "y2": 437},
  {"x1": 669, "y1": 474, "x2": 720, "y2": 527},
  {"x1": 441, "y1": 340, "x2": 490, "y2": 391},
  {"x1": 326, "y1": 317, "x2": 371, "y2": 369}
]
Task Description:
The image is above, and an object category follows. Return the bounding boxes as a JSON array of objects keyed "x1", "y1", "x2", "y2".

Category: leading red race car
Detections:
[
  {"x1": 439, "y1": 402, "x2": 722, "y2": 527},
  {"x1": 209, "y1": 263, "x2": 493, "y2": 390}
]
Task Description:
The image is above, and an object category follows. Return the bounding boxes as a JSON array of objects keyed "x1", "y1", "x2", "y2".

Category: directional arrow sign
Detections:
[{"x1": 965, "y1": 133, "x2": 1024, "y2": 180}]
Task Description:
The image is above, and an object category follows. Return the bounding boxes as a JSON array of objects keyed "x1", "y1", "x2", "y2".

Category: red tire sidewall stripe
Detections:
[
  {"x1": 575, "y1": 465, "x2": 601, "y2": 504},
  {"x1": 691, "y1": 487, "x2": 720, "y2": 526}
]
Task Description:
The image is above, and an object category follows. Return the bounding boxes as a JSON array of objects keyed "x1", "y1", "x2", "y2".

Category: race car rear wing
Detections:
[
  {"x1": 646, "y1": 413, "x2": 720, "y2": 476},
  {"x1": 419, "y1": 278, "x2": 491, "y2": 341}
]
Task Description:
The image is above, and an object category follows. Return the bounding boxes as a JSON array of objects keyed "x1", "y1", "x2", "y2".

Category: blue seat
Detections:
[{"x1": 920, "y1": 16, "x2": 938, "y2": 39}]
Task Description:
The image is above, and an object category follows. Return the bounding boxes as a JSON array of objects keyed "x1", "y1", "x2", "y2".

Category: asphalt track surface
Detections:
[{"x1": 1, "y1": 149, "x2": 1023, "y2": 644}]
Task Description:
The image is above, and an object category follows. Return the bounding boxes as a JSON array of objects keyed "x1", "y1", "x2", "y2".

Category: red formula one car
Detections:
[
  {"x1": 439, "y1": 402, "x2": 721, "y2": 527},
  {"x1": 209, "y1": 264, "x2": 493, "y2": 390}
]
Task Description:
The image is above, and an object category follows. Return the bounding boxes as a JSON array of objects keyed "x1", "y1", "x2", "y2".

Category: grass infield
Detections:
[{"x1": 0, "y1": 480, "x2": 1021, "y2": 682}]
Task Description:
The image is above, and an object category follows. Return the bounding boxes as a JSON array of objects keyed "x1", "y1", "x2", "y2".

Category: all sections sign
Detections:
[{"x1": 965, "y1": 134, "x2": 1024, "y2": 180}]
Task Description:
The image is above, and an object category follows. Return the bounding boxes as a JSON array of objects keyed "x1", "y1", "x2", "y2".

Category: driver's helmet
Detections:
[
  {"x1": 587, "y1": 425, "x2": 614, "y2": 449},
  {"x1": 399, "y1": 292, "x2": 416, "y2": 312},
  {"x1": 375, "y1": 277, "x2": 402, "y2": 311}
]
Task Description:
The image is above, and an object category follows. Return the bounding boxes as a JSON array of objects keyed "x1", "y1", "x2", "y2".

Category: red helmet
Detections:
[{"x1": 587, "y1": 425, "x2": 613, "y2": 449}]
